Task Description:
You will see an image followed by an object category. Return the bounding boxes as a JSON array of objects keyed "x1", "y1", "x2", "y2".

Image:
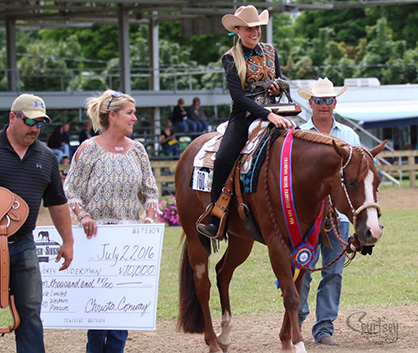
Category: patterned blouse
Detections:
[{"x1": 64, "y1": 139, "x2": 159, "y2": 224}]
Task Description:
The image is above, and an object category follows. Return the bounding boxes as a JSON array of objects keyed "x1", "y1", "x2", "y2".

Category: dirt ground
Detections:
[
  {"x1": 0, "y1": 305, "x2": 416, "y2": 353},
  {"x1": 0, "y1": 188, "x2": 416, "y2": 353}
]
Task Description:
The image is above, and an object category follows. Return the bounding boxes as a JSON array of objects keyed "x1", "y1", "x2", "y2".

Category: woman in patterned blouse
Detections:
[{"x1": 64, "y1": 89, "x2": 159, "y2": 353}]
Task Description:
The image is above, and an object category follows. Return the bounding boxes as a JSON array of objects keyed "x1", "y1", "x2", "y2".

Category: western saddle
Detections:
[{"x1": 0, "y1": 187, "x2": 29, "y2": 334}]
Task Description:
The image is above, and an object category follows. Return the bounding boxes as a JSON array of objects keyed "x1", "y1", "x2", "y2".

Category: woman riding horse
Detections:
[{"x1": 197, "y1": 5, "x2": 293, "y2": 238}]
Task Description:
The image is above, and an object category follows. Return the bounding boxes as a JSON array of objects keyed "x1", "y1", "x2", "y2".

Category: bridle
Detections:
[{"x1": 338, "y1": 145, "x2": 381, "y2": 231}]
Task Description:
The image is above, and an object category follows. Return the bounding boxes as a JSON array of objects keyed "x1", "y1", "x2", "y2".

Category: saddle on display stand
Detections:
[{"x1": 0, "y1": 187, "x2": 29, "y2": 334}]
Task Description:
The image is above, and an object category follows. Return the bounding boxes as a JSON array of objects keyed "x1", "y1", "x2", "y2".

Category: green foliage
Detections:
[
  {"x1": 285, "y1": 6, "x2": 418, "y2": 84},
  {"x1": 294, "y1": 8, "x2": 374, "y2": 46},
  {"x1": 368, "y1": 4, "x2": 418, "y2": 47},
  {"x1": 17, "y1": 41, "x2": 68, "y2": 91},
  {"x1": 2, "y1": 4, "x2": 418, "y2": 92}
]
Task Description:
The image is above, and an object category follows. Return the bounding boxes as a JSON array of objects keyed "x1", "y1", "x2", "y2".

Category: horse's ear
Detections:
[
  {"x1": 332, "y1": 139, "x2": 347, "y2": 160},
  {"x1": 369, "y1": 140, "x2": 387, "y2": 157}
]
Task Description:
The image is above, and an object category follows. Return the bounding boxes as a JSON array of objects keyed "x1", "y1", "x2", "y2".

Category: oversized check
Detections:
[{"x1": 34, "y1": 224, "x2": 165, "y2": 330}]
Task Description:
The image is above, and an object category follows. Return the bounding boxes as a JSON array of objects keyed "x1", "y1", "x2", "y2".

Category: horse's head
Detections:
[{"x1": 331, "y1": 140, "x2": 386, "y2": 249}]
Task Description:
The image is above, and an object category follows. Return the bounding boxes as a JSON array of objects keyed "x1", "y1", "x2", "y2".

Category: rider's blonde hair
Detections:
[{"x1": 225, "y1": 37, "x2": 246, "y2": 90}]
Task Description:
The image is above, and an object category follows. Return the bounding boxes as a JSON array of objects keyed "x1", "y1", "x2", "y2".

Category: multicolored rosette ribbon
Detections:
[{"x1": 291, "y1": 243, "x2": 315, "y2": 282}]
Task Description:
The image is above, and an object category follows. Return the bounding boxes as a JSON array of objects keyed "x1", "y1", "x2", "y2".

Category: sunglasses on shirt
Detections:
[
  {"x1": 312, "y1": 98, "x2": 336, "y2": 105},
  {"x1": 106, "y1": 91, "x2": 123, "y2": 111},
  {"x1": 15, "y1": 113, "x2": 47, "y2": 128}
]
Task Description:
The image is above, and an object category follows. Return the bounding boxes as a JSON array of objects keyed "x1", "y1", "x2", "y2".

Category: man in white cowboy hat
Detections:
[{"x1": 297, "y1": 77, "x2": 360, "y2": 346}]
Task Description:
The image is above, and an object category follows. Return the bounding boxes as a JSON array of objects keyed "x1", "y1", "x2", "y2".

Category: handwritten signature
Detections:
[{"x1": 85, "y1": 297, "x2": 151, "y2": 316}]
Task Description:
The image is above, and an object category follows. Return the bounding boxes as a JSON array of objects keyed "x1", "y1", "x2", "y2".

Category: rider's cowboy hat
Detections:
[
  {"x1": 222, "y1": 5, "x2": 269, "y2": 33},
  {"x1": 298, "y1": 77, "x2": 347, "y2": 100}
]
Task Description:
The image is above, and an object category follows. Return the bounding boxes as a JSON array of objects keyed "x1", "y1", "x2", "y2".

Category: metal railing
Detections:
[{"x1": 0, "y1": 66, "x2": 227, "y2": 93}]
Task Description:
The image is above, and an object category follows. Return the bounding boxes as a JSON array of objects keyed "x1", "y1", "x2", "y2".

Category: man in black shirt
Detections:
[{"x1": 0, "y1": 93, "x2": 74, "y2": 353}]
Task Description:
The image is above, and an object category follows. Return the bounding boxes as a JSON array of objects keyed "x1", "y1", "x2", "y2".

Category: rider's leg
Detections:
[{"x1": 197, "y1": 115, "x2": 248, "y2": 238}]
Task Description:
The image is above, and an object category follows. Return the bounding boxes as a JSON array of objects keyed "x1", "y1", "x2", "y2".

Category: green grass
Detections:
[{"x1": 1, "y1": 208, "x2": 417, "y2": 327}]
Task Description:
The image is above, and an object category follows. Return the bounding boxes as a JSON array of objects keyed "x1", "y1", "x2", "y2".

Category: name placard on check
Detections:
[{"x1": 34, "y1": 224, "x2": 165, "y2": 330}]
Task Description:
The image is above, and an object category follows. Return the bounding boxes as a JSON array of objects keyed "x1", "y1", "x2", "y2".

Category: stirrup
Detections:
[{"x1": 195, "y1": 203, "x2": 228, "y2": 239}]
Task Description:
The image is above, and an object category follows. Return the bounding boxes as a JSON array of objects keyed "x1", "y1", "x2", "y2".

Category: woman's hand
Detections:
[
  {"x1": 268, "y1": 81, "x2": 281, "y2": 96},
  {"x1": 80, "y1": 215, "x2": 97, "y2": 239},
  {"x1": 267, "y1": 112, "x2": 294, "y2": 129}
]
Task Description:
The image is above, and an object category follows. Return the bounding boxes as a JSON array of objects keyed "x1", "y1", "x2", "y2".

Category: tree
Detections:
[
  {"x1": 294, "y1": 8, "x2": 374, "y2": 46},
  {"x1": 366, "y1": 4, "x2": 418, "y2": 48},
  {"x1": 354, "y1": 17, "x2": 417, "y2": 83}
]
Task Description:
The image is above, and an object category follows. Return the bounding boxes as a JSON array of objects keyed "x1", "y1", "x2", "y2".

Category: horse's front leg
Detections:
[
  {"x1": 215, "y1": 235, "x2": 254, "y2": 352},
  {"x1": 267, "y1": 238, "x2": 307, "y2": 353}
]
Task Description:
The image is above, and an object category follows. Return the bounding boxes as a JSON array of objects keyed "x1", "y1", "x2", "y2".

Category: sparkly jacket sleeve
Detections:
[{"x1": 222, "y1": 50, "x2": 281, "y2": 120}]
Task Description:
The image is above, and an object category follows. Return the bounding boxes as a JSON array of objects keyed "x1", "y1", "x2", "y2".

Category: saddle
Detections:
[
  {"x1": 195, "y1": 122, "x2": 276, "y2": 240},
  {"x1": 0, "y1": 187, "x2": 29, "y2": 334}
]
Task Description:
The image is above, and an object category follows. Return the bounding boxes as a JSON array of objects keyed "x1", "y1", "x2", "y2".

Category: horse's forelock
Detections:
[{"x1": 347, "y1": 147, "x2": 372, "y2": 181}]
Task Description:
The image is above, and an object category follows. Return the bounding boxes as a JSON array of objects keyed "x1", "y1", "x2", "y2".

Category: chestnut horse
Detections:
[{"x1": 176, "y1": 128, "x2": 385, "y2": 353}]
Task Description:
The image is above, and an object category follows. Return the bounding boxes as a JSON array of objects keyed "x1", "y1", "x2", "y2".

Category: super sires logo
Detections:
[{"x1": 35, "y1": 230, "x2": 60, "y2": 263}]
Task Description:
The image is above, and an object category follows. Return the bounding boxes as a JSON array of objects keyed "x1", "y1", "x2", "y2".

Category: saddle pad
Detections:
[{"x1": 241, "y1": 128, "x2": 283, "y2": 194}]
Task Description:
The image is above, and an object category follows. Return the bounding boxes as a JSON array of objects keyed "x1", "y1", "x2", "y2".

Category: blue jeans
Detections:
[
  {"x1": 298, "y1": 222, "x2": 349, "y2": 342},
  {"x1": 86, "y1": 329, "x2": 128, "y2": 353},
  {"x1": 9, "y1": 235, "x2": 45, "y2": 353},
  {"x1": 173, "y1": 119, "x2": 197, "y2": 134},
  {"x1": 193, "y1": 120, "x2": 209, "y2": 132},
  {"x1": 52, "y1": 144, "x2": 70, "y2": 163},
  {"x1": 162, "y1": 143, "x2": 179, "y2": 157}
]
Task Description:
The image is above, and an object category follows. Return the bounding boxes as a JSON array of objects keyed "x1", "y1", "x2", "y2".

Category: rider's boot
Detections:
[{"x1": 197, "y1": 215, "x2": 220, "y2": 239}]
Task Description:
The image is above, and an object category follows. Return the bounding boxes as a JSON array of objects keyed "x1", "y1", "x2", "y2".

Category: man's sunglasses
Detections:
[
  {"x1": 312, "y1": 98, "x2": 336, "y2": 105},
  {"x1": 106, "y1": 91, "x2": 123, "y2": 111},
  {"x1": 15, "y1": 113, "x2": 47, "y2": 128}
]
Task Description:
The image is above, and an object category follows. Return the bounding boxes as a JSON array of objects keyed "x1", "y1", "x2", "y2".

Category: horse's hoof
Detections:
[
  {"x1": 217, "y1": 341, "x2": 230, "y2": 353},
  {"x1": 293, "y1": 341, "x2": 307, "y2": 353}
]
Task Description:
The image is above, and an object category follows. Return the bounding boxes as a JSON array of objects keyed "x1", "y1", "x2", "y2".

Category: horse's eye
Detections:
[{"x1": 347, "y1": 180, "x2": 357, "y2": 188}]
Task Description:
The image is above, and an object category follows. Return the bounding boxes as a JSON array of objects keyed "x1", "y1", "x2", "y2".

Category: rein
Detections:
[
  {"x1": 263, "y1": 129, "x2": 352, "y2": 273},
  {"x1": 338, "y1": 146, "x2": 381, "y2": 231}
]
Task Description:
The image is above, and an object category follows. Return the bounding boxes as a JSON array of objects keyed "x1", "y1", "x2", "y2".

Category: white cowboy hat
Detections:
[
  {"x1": 222, "y1": 5, "x2": 269, "y2": 33},
  {"x1": 298, "y1": 77, "x2": 347, "y2": 100}
]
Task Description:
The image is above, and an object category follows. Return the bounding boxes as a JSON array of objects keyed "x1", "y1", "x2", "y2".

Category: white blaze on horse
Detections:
[{"x1": 176, "y1": 127, "x2": 385, "y2": 353}]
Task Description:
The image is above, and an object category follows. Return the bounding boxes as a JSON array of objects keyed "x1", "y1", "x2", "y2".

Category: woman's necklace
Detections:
[
  {"x1": 114, "y1": 146, "x2": 124, "y2": 152},
  {"x1": 244, "y1": 45, "x2": 263, "y2": 61}
]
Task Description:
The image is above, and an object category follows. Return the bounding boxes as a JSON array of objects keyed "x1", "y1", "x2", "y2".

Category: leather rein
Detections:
[{"x1": 338, "y1": 145, "x2": 381, "y2": 231}]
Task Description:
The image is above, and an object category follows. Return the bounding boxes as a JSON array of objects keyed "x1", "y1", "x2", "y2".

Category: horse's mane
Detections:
[{"x1": 292, "y1": 128, "x2": 348, "y2": 149}]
